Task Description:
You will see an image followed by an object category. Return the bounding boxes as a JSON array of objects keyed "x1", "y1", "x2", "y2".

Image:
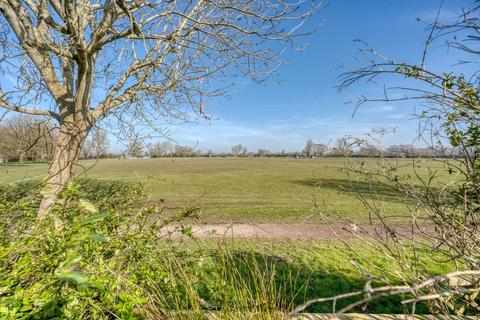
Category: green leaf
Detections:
[
  {"x1": 87, "y1": 235, "x2": 109, "y2": 243},
  {"x1": 63, "y1": 256, "x2": 82, "y2": 267},
  {"x1": 450, "y1": 136, "x2": 459, "y2": 147},
  {"x1": 78, "y1": 213, "x2": 109, "y2": 226},
  {"x1": 78, "y1": 199, "x2": 98, "y2": 213},
  {"x1": 55, "y1": 271, "x2": 87, "y2": 285}
]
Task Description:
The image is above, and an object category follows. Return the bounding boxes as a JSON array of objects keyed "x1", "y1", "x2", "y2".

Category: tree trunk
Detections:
[{"x1": 38, "y1": 122, "x2": 89, "y2": 219}]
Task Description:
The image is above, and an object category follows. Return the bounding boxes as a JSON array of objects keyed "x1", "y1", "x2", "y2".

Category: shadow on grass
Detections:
[
  {"x1": 194, "y1": 250, "x2": 428, "y2": 315},
  {"x1": 0, "y1": 178, "x2": 138, "y2": 206},
  {"x1": 0, "y1": 161, "x2": 49, "y2": 167},
  {"x1": 294, "y1": 178, "x2": 411, "y2": 203}
]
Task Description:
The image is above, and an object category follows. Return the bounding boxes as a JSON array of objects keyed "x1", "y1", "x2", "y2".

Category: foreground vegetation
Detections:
[
  {"x1": 0, "y1": 157, "x2": 451, "y2": 222},
  {"x1": 0, "y1": 179, "x2": 454, "y2": 319}
]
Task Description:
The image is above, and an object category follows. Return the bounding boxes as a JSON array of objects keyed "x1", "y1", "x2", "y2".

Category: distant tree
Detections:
[
  {"x1": 0, "y1": 115, "x2": 55, "y2": 162},
  {"x1": 80, "y1": 128, "x2": 109, "y2": 159},
  {"x1": 0, "y1": 120, "x2": 17, "y2": 161},
  {"x1": 386, "y1": 144, "x2": 416, "y2": 158},
  {"x1": 80, "y1": 140, "x2": 94, "y2": 159},
  {"x1": 314, "y1": 143, "x2": 328, "y2": 157},
  {"x1": 91, "y1": 129, "x2": 109, "y2": 158},
  {"x1": 415, "y1": 147, "x2": 436, "y2": 158},
  {"x1": 303, "y1": 139, "x2": 327, "y2": 157},
  {"x1": 303, "y1": 139, "x2": 315, "y2": 157},
  {"x1": 174, "y1": 145, "x2": 196, "y2": 157},
  {"x1": 127, "y1": 137, "x2": 145, "y2": 158},
  {"x1": 257, "y1": 149, "x2": 271, "y2": 157},
  {"x1": 231, "y1": 144, "x2": 244, "y2": 156},
  {"x1": 401, "y1": 144, "x2": 416, "y2": 158},
  {"x1": 148, "y1": 141, "x2": 174, "y2": 158},
  {"x1": 242, "y1": 147, "x2": 248, "y2": 156},
  {"x1": 332, "y1": 137, "x2": 355, "y2": 157},
  {"x1": 358, "y1": 144, "x2": 382, "y2": 158},
  {"x1": 147, "y1": 143, "x2": 160, "y2": 158}
]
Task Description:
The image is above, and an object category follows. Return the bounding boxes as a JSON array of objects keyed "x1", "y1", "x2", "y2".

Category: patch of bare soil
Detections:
[{"x1": 160, "y1": 223, "x2": 432, "y2": 240}]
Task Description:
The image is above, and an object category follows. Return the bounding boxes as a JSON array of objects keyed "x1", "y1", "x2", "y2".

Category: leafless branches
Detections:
[
  {"x1": 291, "y1": 271, "x2": 480, "y2": 316},
  {"x1": 294, "y1": 2, "x2": 480, "y2": 317},
  {"x1": 0, "y1": 0, "x2": 322, "y2": 126},
  {"x1": 0, "y1": 114, "x2": 56, "y2": 162}
]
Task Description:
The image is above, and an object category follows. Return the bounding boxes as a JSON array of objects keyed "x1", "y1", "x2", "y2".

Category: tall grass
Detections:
[{"x1": 143, "y1": 241, "x2": 307, "y2": 320}]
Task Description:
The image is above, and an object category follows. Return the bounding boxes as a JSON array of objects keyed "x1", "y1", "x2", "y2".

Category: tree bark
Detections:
[{"x1": 37, "y1": 121, "x2": 90, "y2": 219}]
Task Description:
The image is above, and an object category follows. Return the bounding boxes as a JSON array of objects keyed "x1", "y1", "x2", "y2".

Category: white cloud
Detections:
[
  {"x1": 357, "y1": 105, "x2": 396, "y2": 114},
  {"x1": 157, "y1": 114, "x2": 419, "y2": 153}
]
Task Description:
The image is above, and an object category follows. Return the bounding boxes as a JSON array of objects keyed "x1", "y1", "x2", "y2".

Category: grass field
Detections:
[{"x1": 0, "y1": 157, "x2": 451, "y2": 222}]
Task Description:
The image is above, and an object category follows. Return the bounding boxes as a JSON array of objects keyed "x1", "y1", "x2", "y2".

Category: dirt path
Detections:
[{"x1": 160, "y1": 223, "x2": 430, "y2": 240}]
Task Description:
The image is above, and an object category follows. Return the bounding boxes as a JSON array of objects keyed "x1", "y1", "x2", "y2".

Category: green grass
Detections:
[
  {"x1": 0, "y1": 157, "x2": 452, "y2": 222},
  {"x1": 167, "y1": 238, "x2": 453, "y2": 315}
]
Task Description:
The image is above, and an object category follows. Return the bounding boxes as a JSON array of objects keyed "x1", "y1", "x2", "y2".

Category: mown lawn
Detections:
[{"x1": 0, "y1": 157, "x2": 452, "y2": 222}]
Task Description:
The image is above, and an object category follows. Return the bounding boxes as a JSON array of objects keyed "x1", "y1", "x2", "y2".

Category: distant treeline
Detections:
[
  {"x1": 0, "y1": 116, "x2": 463, "y2": 163},
  {"x1": 143, "y1": 140, "x2": 462, "y2": 159},
  {"x1": 0, "y1": 115, "x2": 55, "y2": 163},
  {"x1": 143, "y1": 147, "x2": 459, "y2": 159}
]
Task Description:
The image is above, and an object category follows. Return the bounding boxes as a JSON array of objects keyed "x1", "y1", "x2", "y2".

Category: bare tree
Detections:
[
  {"x1": 315, "y1": 143, "x2": 328, "y2": 157},
  {"x1": 303, "y1": 138, "x2": 315, "y2": 157},
  {"x1": 386, "y1": 144, "x2": 416, "y2": 158},
  {"x1": 357, "y1": 144, "x2": 381, "y2": 158},
  {"x1": 331, "y1": 137, "x2": 356, "y2": 157},
  {"x1": 174, "y1": 145, "x2": 196, "y2": 157},
  {"x1": 126, "y1": 137, "x2": 144, "y2": 158},
  {"x1": 80, "y1": 139, "x2": 94, "y2": 159},
  {"x1": 81, "y1": 128, "x2": 109, "y2": 159},
  {"x1": 231, "y1": 144, "x2": 244, "y2": 156},
  {"x1": 304, "y1": 139, "x2": 327, "y2": 157},
  {"x1": 148, "y1": 140, "x2": 174, "y2": 158},
  {"x1": 0, "y1": 115, "x2": 55, "y2": 162},
  {"x1": 257, "y1": 148, "x2": 271, "y2": 157},
  {"x1": 242, "y1": 146, "x2": 248, "y2": 157},
  {"x1": 91, "y1": 128, "x2": 109, "y2": 158},
  {"x1": 80, "y1": 128, "x2": 109, "y2": 159},
  {"x1": 0, "y1": 1, "x2": 320, "y2": 217}
]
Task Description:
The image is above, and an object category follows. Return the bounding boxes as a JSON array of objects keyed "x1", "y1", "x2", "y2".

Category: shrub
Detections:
[{"x1": 0, "y1": 180, "x2": 170, "y2": 319}]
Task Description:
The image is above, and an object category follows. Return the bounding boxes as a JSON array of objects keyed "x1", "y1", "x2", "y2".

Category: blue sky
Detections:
[{"x1": 148, "y1": 0, "x2": 471, "y2": 153}]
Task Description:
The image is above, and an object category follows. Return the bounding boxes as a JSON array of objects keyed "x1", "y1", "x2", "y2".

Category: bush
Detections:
[{"x1": 0, "y1": 181, "x2": 156, "y2": 319}]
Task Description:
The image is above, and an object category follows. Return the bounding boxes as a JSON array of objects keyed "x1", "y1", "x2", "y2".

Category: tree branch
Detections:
[{"x1": 0, "y1": 99, "x2": 60, "y2": 121}]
